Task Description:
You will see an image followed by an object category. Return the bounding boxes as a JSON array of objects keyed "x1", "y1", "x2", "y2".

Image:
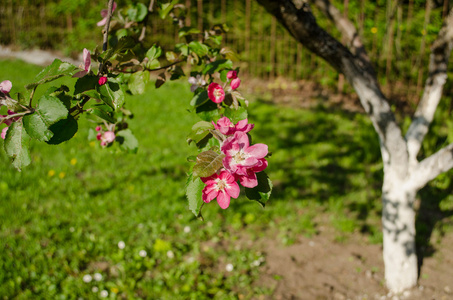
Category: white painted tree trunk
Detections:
[
  {"x1": 256, "y1": 0, "x2": 453, "y2": 293},
  {"x1": 381, "y1": 176, "x2": 418, "y2": 292}
]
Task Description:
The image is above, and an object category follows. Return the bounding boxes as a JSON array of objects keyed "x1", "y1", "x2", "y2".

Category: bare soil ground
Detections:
[{"x1": 252, "y1": 226, "x2": 453, "y2": 300}]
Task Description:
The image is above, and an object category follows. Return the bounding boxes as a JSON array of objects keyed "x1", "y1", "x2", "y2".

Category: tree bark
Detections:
[{"x1": 256, "y1": 0, "x2": 453, "y2": 293}]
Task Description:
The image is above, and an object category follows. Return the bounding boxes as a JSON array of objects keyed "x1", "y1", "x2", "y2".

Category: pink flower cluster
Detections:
[
  {"x1": 95, "y1": 126, "x2": 116, "y2": 146},
  {"x1": 206, "y1": 70, "x2": 241, "y2": 104},
  {"x1": 201, "y1": 117, "x2": 268, "y2": 209}
]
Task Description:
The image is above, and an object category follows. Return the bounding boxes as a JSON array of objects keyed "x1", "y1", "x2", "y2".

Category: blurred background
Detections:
[{"x1": 1, "y1": 0, "x2": 453, "y2": 298}]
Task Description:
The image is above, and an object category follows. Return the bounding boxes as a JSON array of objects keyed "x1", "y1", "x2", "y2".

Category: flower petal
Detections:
[
  {"x1": 244, "y1": 143, "x2": 268, "y2": 158},
  {"x1": 216, "y1": 191, "x2": 231, "y2": 209},
  {"x1": 225, "y1": 181, "x2": 240, "y2": 198},
  {"x1": 238, "y1": 172, "x2": 258, "y2": 188},
  {"x1": 97, "y1": 18, "x2": 107, "y2": 27}
]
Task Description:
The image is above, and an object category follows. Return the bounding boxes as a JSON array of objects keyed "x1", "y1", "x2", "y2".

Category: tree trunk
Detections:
[
  {"x1": 255, "y1": 0, "x2": 453, "y2": 293},
  {"x1": 382, "y1": 174, "x2": 418, "y2": 292}
]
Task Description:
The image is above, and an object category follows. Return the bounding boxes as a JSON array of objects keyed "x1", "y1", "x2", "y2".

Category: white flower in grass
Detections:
[
  {"x1": 100, "y1": 290, "x2": 108, "y2": 298},
  {"x1": 183, "y1": 226, "x2": 191, "y2": 233},
  {"x1": 167, "y1": 250, "x2": 175, "y2": 259},
  {"x1": 69, "y1": 227, "x2": 75, "y2": 232},
  {"x1": 226, "y1": 263, "x2": 234, "y2": 272},
  {"x1": 92, "y1": 286, "x2": 99, "y2": 293},
  {"x1": 83, "y1": 274, "x2": 92, "y2": 283},
  {"x1": 93, "y1": 273, "x2": 102, "y2": 281},
  {"x1": 139, "y1": 250, "x2": 147, "y2": 257},
  {"x1": 118, "y1": 241, "x2": 125, "y2": 249}
]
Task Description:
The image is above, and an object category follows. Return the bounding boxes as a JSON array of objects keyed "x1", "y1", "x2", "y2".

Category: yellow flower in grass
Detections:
[
  {"x1": 111, "y1": 287, "x2": 119, "y2": 294},
  {"x1": 59, "y1": 172, "x2": 66, "y2": 179},
  {"x1": 48, "y1": 170, "x2": 56, "y2": 177},
  {"x1": 70, "y1": 158, "x2": 77, "y2": 166},
  {"x1": 153, "y1": 238, "x2": 171, "y2": 252},
  {"x1": 371, "y1": 27, "x2": 378, "y2": 34}
]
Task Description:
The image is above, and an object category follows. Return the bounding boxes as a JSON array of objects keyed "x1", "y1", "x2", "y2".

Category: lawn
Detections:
[{"x1": 1, "y1": 59, "x2": 452, "y2": 299}]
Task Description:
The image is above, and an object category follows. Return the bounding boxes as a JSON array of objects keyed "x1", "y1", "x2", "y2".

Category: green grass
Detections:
[{"x1": 1, "y1": 59, "x2": 453, "y2": 299}]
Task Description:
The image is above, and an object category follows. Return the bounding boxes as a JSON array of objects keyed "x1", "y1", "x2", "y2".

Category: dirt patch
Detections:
[{"x1": 254, "y1": 227, "x2": 453, "y2": 300}]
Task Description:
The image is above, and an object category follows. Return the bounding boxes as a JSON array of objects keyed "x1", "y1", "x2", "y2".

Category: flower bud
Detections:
[
  {"x1": 230, "y1": 78, "x2": 241, "y2": 90},
  {"x1": 227, "y1": 70, "x2": 237, "y2": 80},
  {"x1": 98, "y1": 76, "x2": 108, "y2": 86}
]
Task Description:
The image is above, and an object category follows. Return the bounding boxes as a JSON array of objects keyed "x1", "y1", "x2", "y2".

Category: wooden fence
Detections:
[{"x1": 1, "y1": 0, "x2": 452, "y2": 96}]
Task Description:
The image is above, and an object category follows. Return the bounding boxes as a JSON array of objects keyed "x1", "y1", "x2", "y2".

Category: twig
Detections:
[
  {"x1": 117, "y1": 60, "x2": 183, "y2": 73},
  {"x1": 139, "y1": 0, "x2": 155, "y2": 42},
  {"x1": 102, "y1": 0, "x2": 115, "y2": 52},
  {"x1": 99, "y1": 0, "x2": 115, "y2": 75}
]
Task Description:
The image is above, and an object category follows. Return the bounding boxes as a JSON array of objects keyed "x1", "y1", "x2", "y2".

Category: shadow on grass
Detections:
[{"x1": 248, "y1": 98, "x2": 383, "y2": 223}]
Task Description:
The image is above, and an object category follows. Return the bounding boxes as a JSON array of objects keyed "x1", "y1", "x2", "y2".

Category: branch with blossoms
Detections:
[{"x1": 0, "y1": 0, "x2": 271, "y2": 216}]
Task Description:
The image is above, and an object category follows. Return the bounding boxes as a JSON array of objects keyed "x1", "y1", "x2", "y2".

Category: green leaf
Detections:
[
  {"x1": 220, "y1": 47, "x2": 240, "y2": 61},
  {"x1": 74, "y1": 75, "x2": 99, "y2": 95},
  {"x1": 89, "y1": 108, "x2": 116, "y2": 123},
  {"x1": 46, "y1": 115, "x2": 78, "y2": 145},
  {"x1": 192, "y1": 150, "x2": 225, "y2": 178},
  {"x1": 190, "y1": 90, "x2": 209, "y2": 107},
  {"x1": 97, "y1": 78, "x2": 125, "y2": 110},
  {"x1": 175, "y1": 43, "x2": 189, "y2": 56},
  {"x1": 4, "y1": 122, "x2": 31, "y2": 171},
  {"x1": 186, "y1": 172, "x2": 205, "y2": 219},
  {"x1": 128, "y1": 71, "x2": 149, "y2": 95},
  {"x1": 82, "y1": 90, "x2": 102, "y2": 101},
  {"x1": 187, "y1": 121, "x2": 214, "y2": 144},
  {"x1": 165, "y1": 51, "x2": 177, "y2": 62},
  {"x1": 127, "y1": 3, "x2": 148, "y2": 22},
  {"x1": 145, "y1": 45, "x2": 162, "y2": 69},
  {"x1": 202, "y1": 59, "x2": 233, "y2": 75},
  {"x1": 25, "y1": 59, "x2": 78, "y2": 90},
  {"x1": 178, "y1": 27, "x2": 201, "y2": 38},
  {"x1": 116, "y1": 129, "x2": 139, "y2": 153},
  {"x1": 23, "y1": 95, "x2": 68, "y2": 141},
  {"x1": 146, "y1": 45, "x2": 162, "y2": 61},
  {"x1": 196, "y1": 99, "x2": 222, "y2": 122},
  {"x1": 224, "y1": 106, "x2": 247, "y2": 124},
  {"x1": 244, "y1": 172, "x2": 272, "y2": 207},
  {"x1": 189, "y1": 41, "x2": 209, "y2": 57},
  {"x1": 158, "y1": 0, "x2": 177, "y2": 19},
  {"x1": 155, "y1": 72, "x2": 166, "y2": 89}
]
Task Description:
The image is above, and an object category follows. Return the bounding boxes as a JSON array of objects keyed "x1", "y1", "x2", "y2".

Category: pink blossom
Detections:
[
  {"x1": 213, "y1": 117, "x2": 254, "y2": 136},
  {"x1": 97, "y1": 2, "x2": 117, "y2": 27},
  {"x1": 230, "y1": 78, "x2": 241, "y2": 90},
  {"x1": 208, "y1": 83, "x2": 225, "y2": 104},
  {"x1": 73, "y1": 49, "x2": 91, "y2": 78},
  {"x1": 100, "y1": 131, "x2": 115, "y2": 146},
  {"x1": 235, "y1": 158, "x2": 268, "y2": 188},
  {"x1": 95, "y1": 126, "x2": 102, "y2": 132},
  {"x1": 188, "y1": 75, "x2": 206, "y2": 92},
  {"x1": 221, "y1": 131, "x2": 268, "y2": 187},
  {"x1": 0, "y1": 80, "x2": 12, "y2": 94},
  {"x1": 98, "y1": 76, "x2": 108, "y2": 86},
  {"x1": 101, "y1": 131, "x2": 115, "y2": 145},
  {"x1": 201, "y1": 170, "x2": 240, "y2": 209},
  {"x1": 1, "y1": 127, "x2": 8, "y2": 140},
  {"x1": 227, "y1": 71, "x2": 237, "y2": 80}
]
